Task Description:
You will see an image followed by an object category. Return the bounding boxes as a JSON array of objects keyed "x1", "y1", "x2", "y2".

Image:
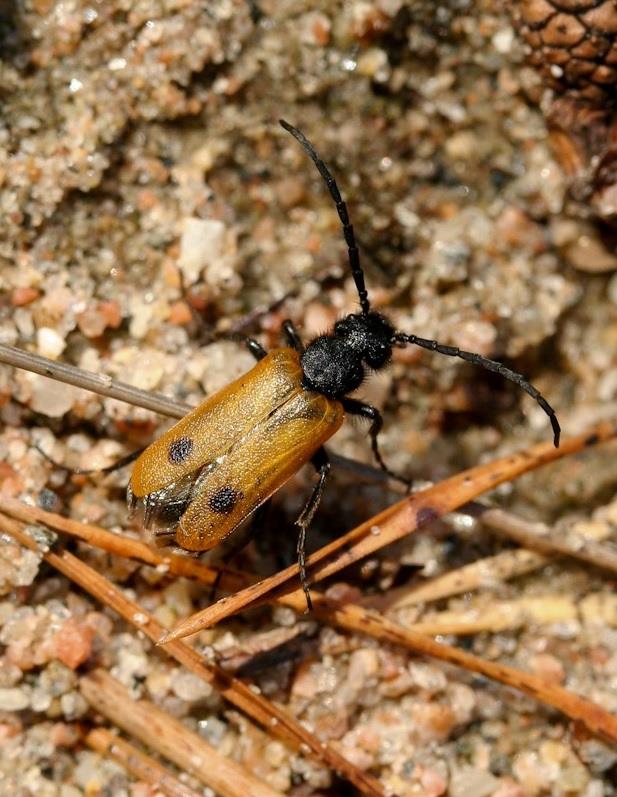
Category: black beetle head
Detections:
[{"x1": 333, "y1": 311, "x2": 394, "y2": 369}]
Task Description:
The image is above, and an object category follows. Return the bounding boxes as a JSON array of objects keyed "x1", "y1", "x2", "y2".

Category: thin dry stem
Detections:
[
  {"x1": 310, "y1": 595, "x2": 617, "y2": 745},
  {"x1": 375, "y1": 548, "x2": 549, "y2": 610},
  {"x1": 0, "y1": 512, "x2": 385, "y2": 797},
  {"x1": 0, "y1": 495, "x2": 249, "y2": 593},
  {"x1": 0, "y1": 342, "x2": 190, "y2": 418},
  {"x1": 163, "y1": 421, "x2": 617, "y2": 640},
  {"x1": 402, "y1": 594, "x2": 578, "y2": 635},
  {"x1": 85, "y1": 727, "x2": 203, "y2": 797},
  {"x1": 4, "y1": 503, "x2": 617, "y2": 746},
  {"x1": 82, "y1": 674, "x2": 283, "y2": 797},
  {"x1": 378, "y1": 501, "x2": 617, "y2": 611},
  {"x1": 471, "y1": 504, "x2": 617, "y2": 575}
]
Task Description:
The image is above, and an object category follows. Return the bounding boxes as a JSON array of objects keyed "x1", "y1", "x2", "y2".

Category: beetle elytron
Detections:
[{"x1": 128, "y1": 120, "x2": 561, "y2": 606}]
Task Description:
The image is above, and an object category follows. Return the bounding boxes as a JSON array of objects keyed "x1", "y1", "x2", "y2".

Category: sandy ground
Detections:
[{"x1": 1, "y1": 1, "x2": 617, "y2": 795}]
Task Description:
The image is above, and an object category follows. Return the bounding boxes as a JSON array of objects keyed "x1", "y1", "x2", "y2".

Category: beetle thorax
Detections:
[{"x1": 301, "y1": 311, "x2": 395, "y2": 399}]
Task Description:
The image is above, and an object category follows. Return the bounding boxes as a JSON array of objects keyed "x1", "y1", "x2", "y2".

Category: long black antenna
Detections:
[
  {"x1": 280, "y1": 119, "x2": 370, "y2": 315},
  {"x1": 393, "y1": 332, "x2": 561, "y2": 447}
]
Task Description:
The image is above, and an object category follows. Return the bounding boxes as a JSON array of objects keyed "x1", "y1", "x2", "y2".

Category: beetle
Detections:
[{"x1": 128, "y1": 120, "x2": 561, "y2": 607}]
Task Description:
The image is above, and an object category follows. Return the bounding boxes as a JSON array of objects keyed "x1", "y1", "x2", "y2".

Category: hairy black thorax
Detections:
[{"x1": 301, "y1": 312, "x2": 395, "y2": 399}]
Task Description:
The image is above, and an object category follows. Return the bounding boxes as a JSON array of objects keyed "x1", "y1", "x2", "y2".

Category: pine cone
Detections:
[
  {"x1": 512, "y1": 1, "x2": 617, "y2": 219},
  {"x1": 514, "y1": 0, "x2": 617, "y2": 105}
]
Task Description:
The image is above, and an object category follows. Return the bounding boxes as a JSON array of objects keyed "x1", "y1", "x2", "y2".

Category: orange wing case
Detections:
[
  {"x1": 176, "y1": 389, "x2": 343, "y2": 550},
  {"x1": 130, "y1": 348, "x2": 304, "y2": 497},
  {"x1": 128, "y1": 348, "x2": 344, "y2": 550}
]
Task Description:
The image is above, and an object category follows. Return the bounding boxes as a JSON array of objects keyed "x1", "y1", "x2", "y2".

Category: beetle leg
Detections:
[
  {"x1": 219, "y1": 331, "x2": 267, "y2": 360},
  {"x1": 245, "y1": 337, "x2": 268, "y2": 361},
  {"x1": 152, "y1": 529, "x2": 178, "y2": 546},
  {"x1": 282, "y1": 319, "x2": 305, "y2": 353},
  {"x1": 342, "y1": 398, "x2": 411, "y2": 490},
  {"x1": 295, "y1": 446, "x2": 330, "y2": 612},
  {"x1": 36, "y1": 442, "x2": 145, "y2": 476}
]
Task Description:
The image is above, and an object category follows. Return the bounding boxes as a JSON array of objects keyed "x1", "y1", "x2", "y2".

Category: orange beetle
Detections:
[{"x1": 128, "y1": 121, "x2": 560, "y2": 605}]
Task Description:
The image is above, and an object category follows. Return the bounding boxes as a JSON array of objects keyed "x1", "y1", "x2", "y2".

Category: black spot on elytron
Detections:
[
  {"x1": 585, "y1": 432, "x2": 599, "y2": 447},
  {"x1": 168, "y1": 436, "x2": 194, "y2": 464},
  {"x1": 416, "y1": 506, "x2": 440, "y2": 527},
  {"x1": 208, "y1": 485, "x2": 243, "y2": 515}
]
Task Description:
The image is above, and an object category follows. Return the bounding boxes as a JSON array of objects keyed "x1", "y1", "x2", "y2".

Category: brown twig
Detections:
[
  {"x1": 162, "y1": 421, "x2": 617, "y2": 640},
  {"x1": 470, "y1": 504, "x2": 617, "y2": 575},
  {"x1": 82, "y1": 674, "x2": 283, "y2": 797},
  {"x1": 310, "y1": 595, "x2": 617, "y2": 746},
  {"x1": 0, "y1": 342, "x2": 190, "y2": 418},
  {"x1": 401, "y1": 594, "x2": 578, "y2": 635},
  {"x1": 216, "y1": 626, "x2": 316, "y2": 675},
  {"x1": 0, "y1": 512, "x2": 384, "y2": 797},
  {"x1": 85, "y1": 727, "x2": 203, "y2": 797},
  {"x1": 371, "y1": 548, "x2": 549, "y2": 611},
  {"x1": 4, "y1": 502, "x2": 617, "y2": 746},
  {"x1": 376, "y1": 499, "x2": 617, "y2": 611},
  {"x1": 0, "y1": 495, "x2": 249, "y2": 594}
]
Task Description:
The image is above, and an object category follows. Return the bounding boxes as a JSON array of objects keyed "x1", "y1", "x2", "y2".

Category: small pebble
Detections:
[
  {"x1": 411, "y1": 702, "x2": 457, "y2": 743},
  {"x1": 564, "y1": 232, "x2": 617, "y2": 273},
  {"x1": 171, "y1": 671, "x2": 213, "y2": 702},
  {"x1": 36, "y1": 327, "x2": 66, "y2": 359},
  {"x1": 347, "y1": 648, "x2": 379, "y2": 690},
  {"x1": 513, "y1": 751, "x2": 553, "y2": 794},
  {"x1": 11, "y1": 287, "x2": 40, "y2": 306},
  {"x1": 49, "y1": 722, "x2": 80, "y2": 747},
  {"x1": 298, "y1": 11, "x2": 331, "y2": 46},
  {"x1": 30, "y1": 376, "x2": 76, "y2": 417},
  {"x1": 275, "y1": 176, "x2": 306, "y2": 209},
  {"x1": 0, "y1": 687, "x2": 30, "y2": 711},
  {"x1": 580, "y1": 593, "x2": 617, "y2": 626},
  {"x1": 529, "y1": 653, "x2": 566, "y2": 684},
  {"x1": 0, "y1": 660, "x2": 22, "y2": 688},
  {"x1": 449, "y1": 767, "x2": 499, "y2": 797},
  {"x1": 492, "y1": 27, "x2": 514, "y2": 54},
  {"x1": 168, "y1": 300, "x2": 193, "y2": 325},
  {"x1": 418, "y1": 765, "x2": 448, "y2": 796},
  {"x1": 178, "y1": 217, "x2": 226, "y2": 285},
  {"x1": 198, "y1": 715, "x2": 228, "y2": 746},
  {"x1": 0, "y1": 544, "x2": 41, "y2": 595},
  {"x1": 52, "y1": 618, "x2": 95, "y2": 670},
  {"x1": 60, "y1": 691, "x2": 88, "y2": 720},
  {"x1": 30, "y1": 687, "x2": 52, "y2": 713},
  {"x1": 491, "y1": 781, "x2": 527, "y2": 797},
  {"x1": 356, "y1": 47, "x2": 389, "y2": 78},
  {"x1": 408, "y1": 662, "x2": 448, "y2": 694}
]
